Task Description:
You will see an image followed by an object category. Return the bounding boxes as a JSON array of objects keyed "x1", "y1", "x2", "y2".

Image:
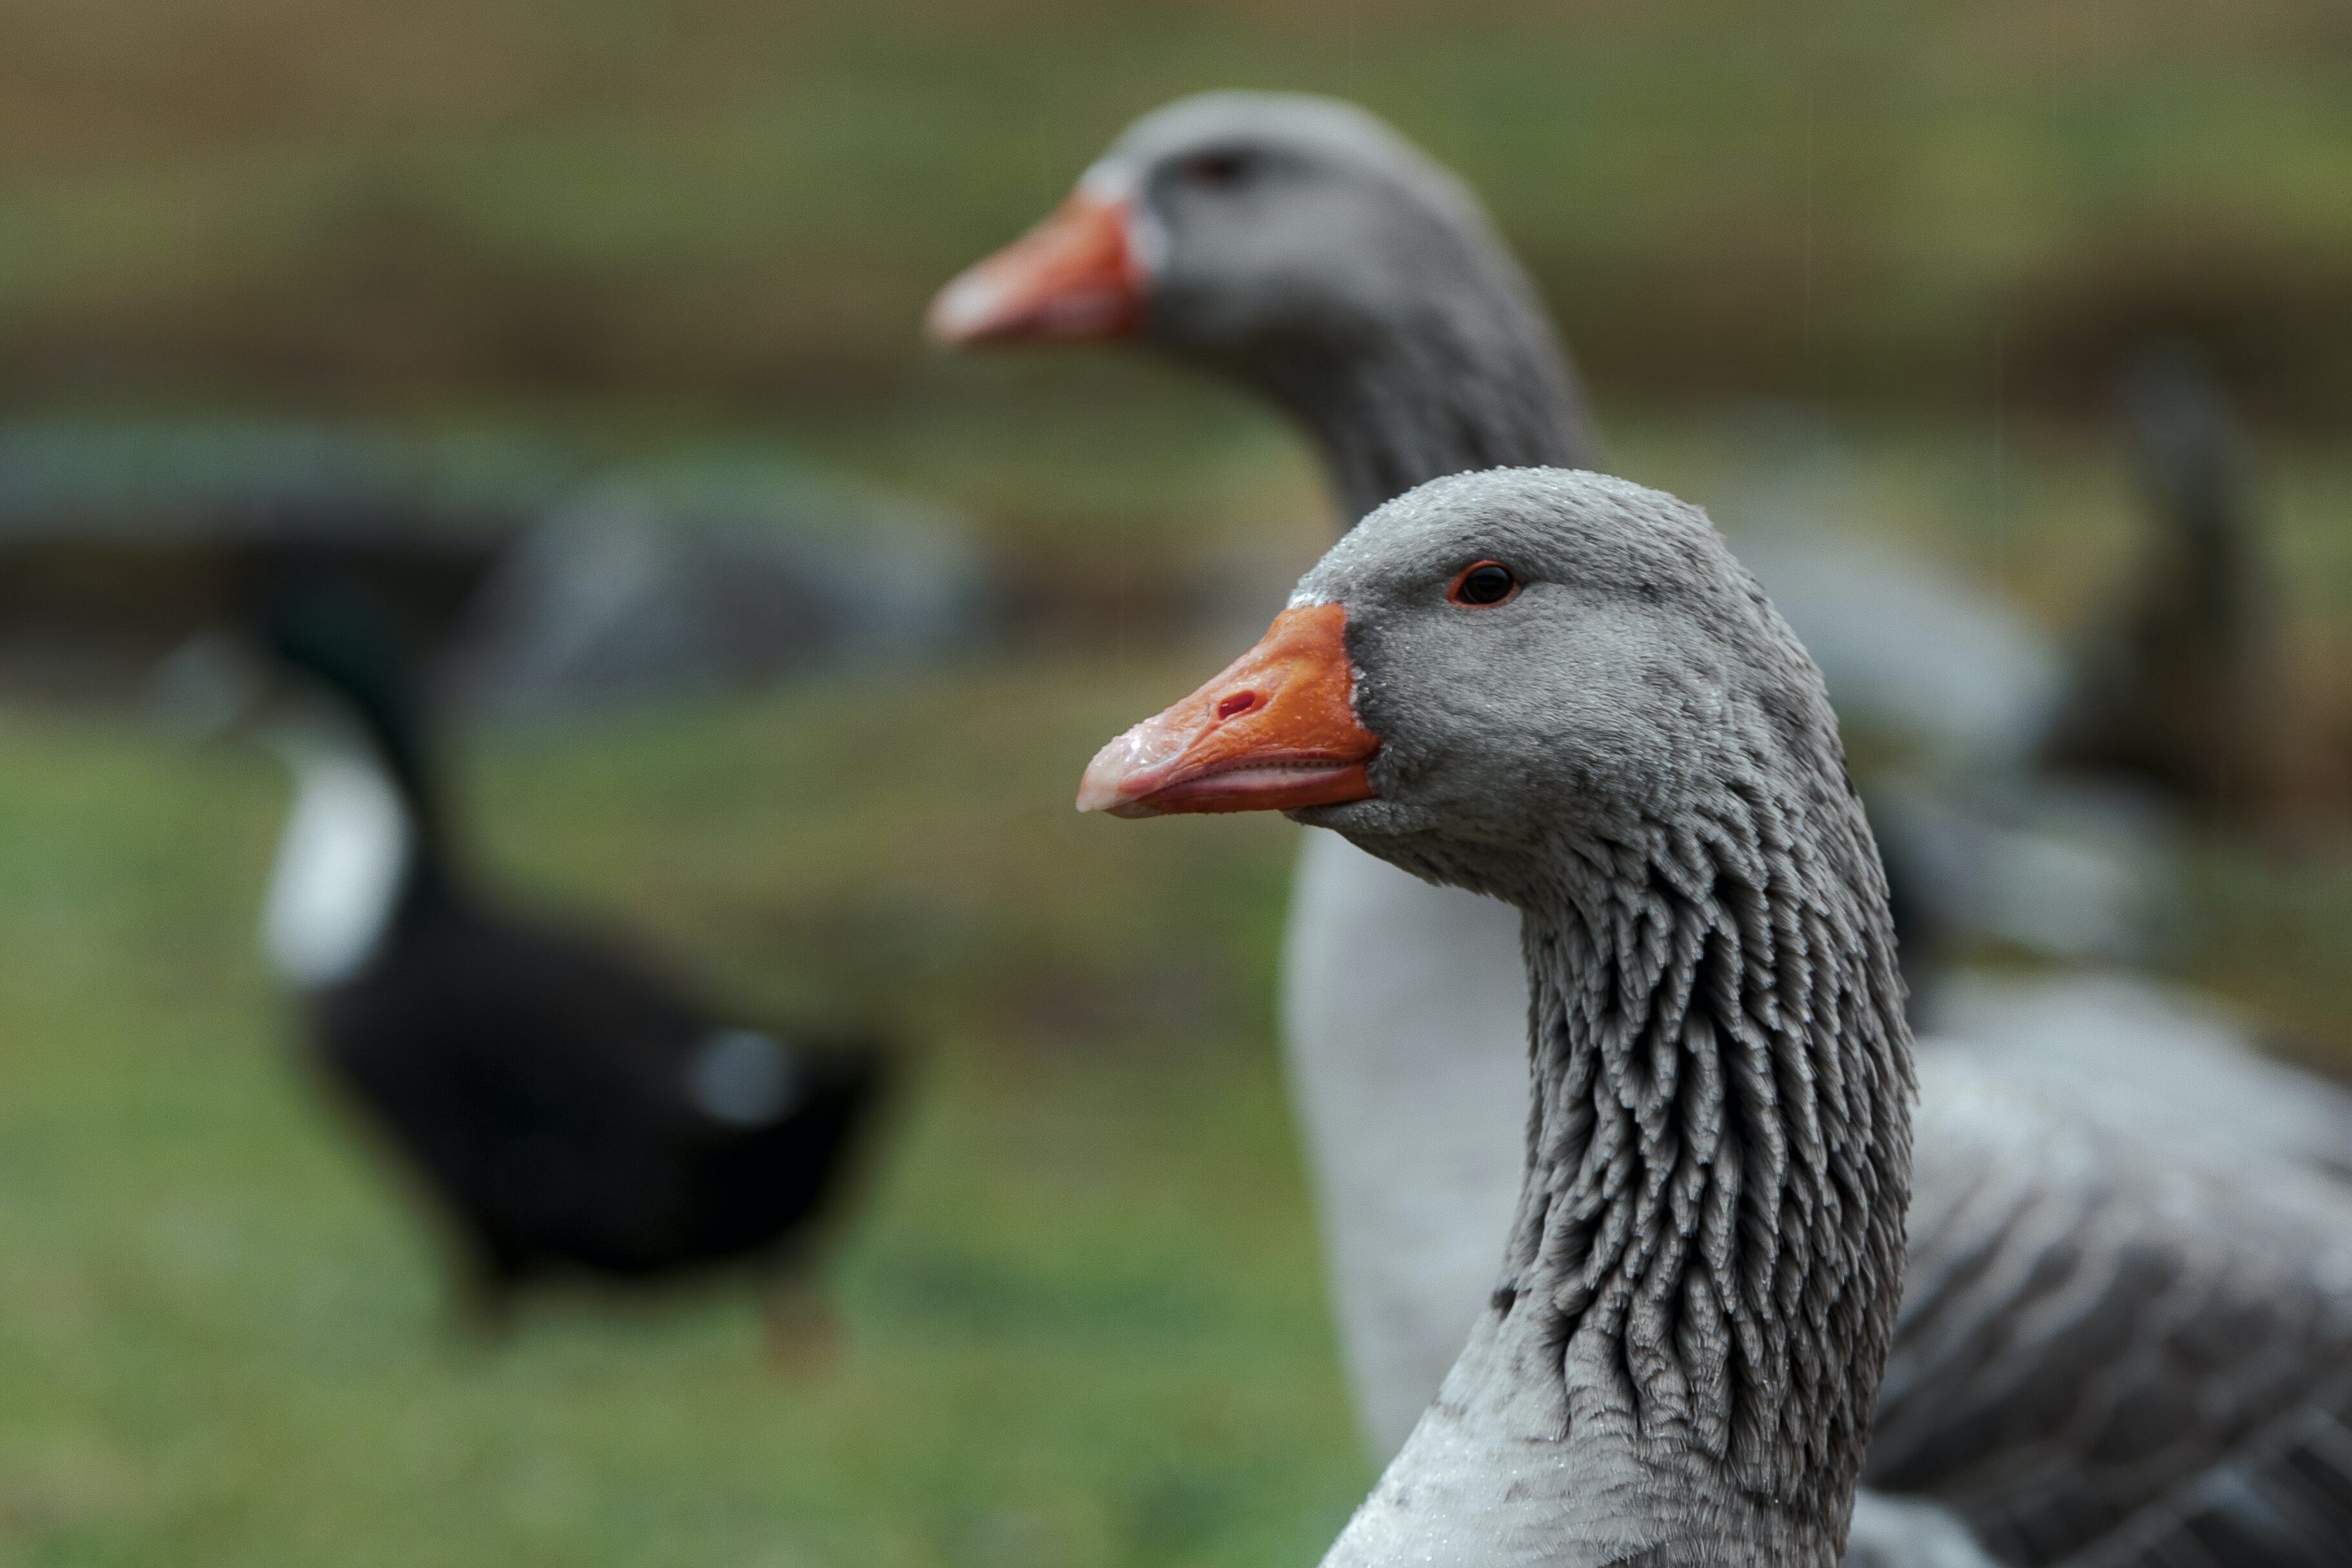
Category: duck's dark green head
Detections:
[{"x1": 251, "y1": 569, "x2": 440, "y2": 825}]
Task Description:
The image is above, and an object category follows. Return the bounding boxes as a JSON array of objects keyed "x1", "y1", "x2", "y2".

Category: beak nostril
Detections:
[{"x1": 1075, "y1": 601, "x2": 1373, "y2": 818}]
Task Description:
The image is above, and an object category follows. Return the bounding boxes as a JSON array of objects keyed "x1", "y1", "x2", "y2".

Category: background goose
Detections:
[
  {"x1": 173, "y1": 567, "x2": 892, "y2": 1329},
  {"x1": 2041, "y1": 344, "x2": 2280, "y2": 814},
  {"x1": 932, "y1": 88, "x2": 2352, "y2": 1453},
  {"x1": 1080, "y1": 467, "x2": 1916, "y2": 1566},
  {"x1": 1083, "y1": 466, "x2": 2352, "y2": 1566}
]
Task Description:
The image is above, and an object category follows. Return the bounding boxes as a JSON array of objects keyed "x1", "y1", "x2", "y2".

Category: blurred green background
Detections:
[
  {"x1": 8, "y1": 0, "x2": 2352, "y2": 416},
  {"x1": 4, "y1": 1, "x2": 2352, "y2": 1564}
]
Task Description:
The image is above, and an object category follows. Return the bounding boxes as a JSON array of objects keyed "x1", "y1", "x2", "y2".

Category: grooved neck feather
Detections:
[{"x1": 1324, "y1": 741, "x2": 1912, "y2": 1565}]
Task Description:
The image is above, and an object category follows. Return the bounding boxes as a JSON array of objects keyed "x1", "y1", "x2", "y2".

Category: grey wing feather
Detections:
[
  {"x1": 1925, "y1": 973, "x2": 2352, "y2": 1182},
  {"x1": 1867, "y1": 1057, "x2": 2352, "y2": 1565},
  {"x1": 2057, "y1": 1371, "x2": 2352, "y2": 1567}
]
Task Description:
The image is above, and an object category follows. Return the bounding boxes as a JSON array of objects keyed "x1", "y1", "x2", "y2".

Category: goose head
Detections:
[
  {"x1": 931, "y1": 93, "x2": 1593, "y2": 517},
  {"x1": 1083, "y1": 466, "x2": 1852, "y2": 911},
  {"x1": 931, "y1": 93, "x2": 1494, "y2": 352}
]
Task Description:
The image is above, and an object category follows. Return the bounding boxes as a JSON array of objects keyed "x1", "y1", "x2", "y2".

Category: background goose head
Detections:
[
  {"x1": 932, "y1": 92, "x2": 1596, "y2": 519},
  {"x1": 1086, "y1": 469, "x2": 1910, "y2": 1562}
]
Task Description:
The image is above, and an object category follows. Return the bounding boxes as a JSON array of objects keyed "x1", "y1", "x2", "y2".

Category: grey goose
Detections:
[
  {"x1": 1083, "y1": 467, "x2": 1916, "y2": 1565},
  {"x1": 1080, "y1": 467, "x2": 2352, "y2": 1565}
]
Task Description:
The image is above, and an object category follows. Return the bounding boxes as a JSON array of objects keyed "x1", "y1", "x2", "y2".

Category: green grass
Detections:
[{"x1": 0, "y1": 662, "x2": 1366, "y2": 1568}]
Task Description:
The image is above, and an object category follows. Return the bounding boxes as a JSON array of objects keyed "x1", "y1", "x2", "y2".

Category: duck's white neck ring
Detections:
[{"x1": 260, "y1": 715, "x2": 416, "y2": 991}]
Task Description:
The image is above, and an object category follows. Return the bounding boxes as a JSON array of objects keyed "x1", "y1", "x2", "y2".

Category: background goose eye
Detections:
[
  {"x1": 1448, "y1": 562, "x2": 1519, "y2": 607},
  {"x1": 1181, "y1": 152, "x2": 1252, "y2": 188}
]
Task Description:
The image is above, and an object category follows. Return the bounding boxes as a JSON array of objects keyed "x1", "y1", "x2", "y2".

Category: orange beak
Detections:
[
  {"x1": 1077, "y1": 602, "x2": 1380, "y2": 818},
  {"x1": 927, "y1": 184, "x2": 1147, "y2": 344}
]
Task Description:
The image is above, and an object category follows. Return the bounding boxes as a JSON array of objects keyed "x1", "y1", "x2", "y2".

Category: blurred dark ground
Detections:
[{"x1": 3, "y1": 2, "x2": 2351, "y2": 1563}]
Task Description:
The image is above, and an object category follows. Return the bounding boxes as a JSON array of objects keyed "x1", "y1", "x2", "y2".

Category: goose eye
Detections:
[
  {"x1": 1448, "y1": 562, "x2": 1520, "y2": 607},
  {"x1": 1181, "y1": 152, "x2": 1252, "y2": 188}
]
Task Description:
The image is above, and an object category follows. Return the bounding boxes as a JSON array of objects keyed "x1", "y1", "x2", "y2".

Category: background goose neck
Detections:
[{"x1": 1209, "y1": 259, "x2": 1602, "y2": 525}]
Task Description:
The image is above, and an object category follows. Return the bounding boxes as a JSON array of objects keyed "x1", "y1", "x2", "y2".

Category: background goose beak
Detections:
[
  {"x1": 1077, "y1": 602, "x2": 1379, "y2": 818},
  {"x1": 926, "y1": 185, "x2": 1146, "y2": 344}
]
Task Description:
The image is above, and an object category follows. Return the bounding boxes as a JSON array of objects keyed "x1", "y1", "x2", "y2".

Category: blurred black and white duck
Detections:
[{"x1": 170, "y1": 572, "x2": 892, "y2": 1331}]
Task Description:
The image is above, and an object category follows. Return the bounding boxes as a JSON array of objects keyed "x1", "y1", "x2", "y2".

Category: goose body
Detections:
[
  {"x1": 939, "y1": 92, "x2": 2352, "y2": 1563},
  {"x1": 1876, "y1": 1053, "x2": 2352, "y2": 1562},
  {"x1": 306, "y1": 892, "x2": 884, "y2": 1292},
  {"x1": 245, "y1": 579, "x2": 889, "y2": 1312},
  {"x1": 1284, "y1": 831, "x2": 1530, "y2": 1451}
]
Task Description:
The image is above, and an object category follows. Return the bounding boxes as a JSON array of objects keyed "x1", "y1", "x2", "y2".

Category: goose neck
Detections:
[{"x1": 1326, "y1": 796, "x2": 1913, "y2": 1566}]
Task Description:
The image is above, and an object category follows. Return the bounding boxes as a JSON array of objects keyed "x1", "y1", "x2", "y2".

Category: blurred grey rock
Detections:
[
  {"x1": 1717, "y1": 416, "x2": 2062, "y2": 774},
  {"x1": 1843, "y1": 1491, "x2": 2001, "y2": 1568},
  {"x1": 1870, "y1": 778, "x2": 2176, "y2": 966},
  {"x1": 456, "y1": 460, "x2": 992, "y2": 715},
  {"x1": 1710, "y1": 415, "x2": 2172, "y2": 968},
  {"x1": 1738, "y1": 522, "x2": 2063, "y2": 775}
]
